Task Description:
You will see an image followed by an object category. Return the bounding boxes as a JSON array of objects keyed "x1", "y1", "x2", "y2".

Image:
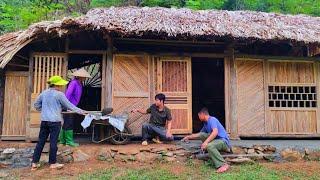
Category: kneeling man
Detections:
[
  {"x1": 132, "y1": 93, "x2": 173, "y2": 146},
  {"x1": 182, "y1": 108, "x2": 230, "y2": 173}
]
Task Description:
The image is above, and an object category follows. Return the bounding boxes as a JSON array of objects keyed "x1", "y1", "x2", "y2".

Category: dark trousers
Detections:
[
  {"x1": 62, "y1": 114, "x2": 74, "y2": 130},
  {"x1": 32, "y1": 121, "x2": 61, "y2": 164},
  {"x1": 142, "y1": 123, "x2": 174, "y2": 141}
]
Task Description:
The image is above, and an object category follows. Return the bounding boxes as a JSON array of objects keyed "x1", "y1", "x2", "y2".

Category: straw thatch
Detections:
[{"x1": 1, "y1": 6, "x2": 320, "y2": 68}]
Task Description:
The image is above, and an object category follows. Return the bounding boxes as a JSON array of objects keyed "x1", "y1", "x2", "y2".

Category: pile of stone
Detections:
[
  {"x1": 280, "y1": 148, "x2": 320, "y2": 162},
  {"x1": 195, "y1": 145, "x2": 278, "y2": 164},
  {"x1": 97, "y1": 146, "x2": 192, "y2": 163},
  {"x1": 0, "y1": 148, "x2": 33, "y2": 168}
]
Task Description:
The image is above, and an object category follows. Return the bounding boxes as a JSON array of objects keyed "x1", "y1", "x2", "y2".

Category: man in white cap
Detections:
[{"x1": 59, "y1": 68, "x2": 91, "y2": 147}]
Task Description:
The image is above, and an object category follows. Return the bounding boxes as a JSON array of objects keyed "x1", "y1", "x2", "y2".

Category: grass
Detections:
[{"x1": 77, "y1": 162, "x2": 320, "y2": 180}]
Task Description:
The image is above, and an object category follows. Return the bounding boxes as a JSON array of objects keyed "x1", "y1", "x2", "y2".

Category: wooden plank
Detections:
[
  {"x1": 101, "y1": 52, "x2": 107, "y2": 108},
  {"x1": 228, "y1": 47, "x2": 238, "y2": 139},
  {"x1": 0, "y1": 69, "x2": 4, "y2": 135},
  {"x1": 106, "y1": 36, "x2": 113, "y2": 107},
  {"x1": 113, "y1": 91, "x2": 149, "y2": 98},
  {"x1": 235, "y1": 54, "x2": 320, "y2": 61},
  {"x1": 316, "y1": 62, "x2": 320, "y2": 133},
  {"x1": 224, "y1": 57, "x2": 230, "y2": 133},
  {"x1": 264, "y1": 60, "x2": 270, "y2": 134},
  {"x1": 26, "y1": 54, "x2": 34, "y2": 141}
]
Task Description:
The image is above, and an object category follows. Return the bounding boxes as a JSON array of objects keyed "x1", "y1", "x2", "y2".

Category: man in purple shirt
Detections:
[{"x1": 59, "y1": 68, "x2": 91, "y2": 147}]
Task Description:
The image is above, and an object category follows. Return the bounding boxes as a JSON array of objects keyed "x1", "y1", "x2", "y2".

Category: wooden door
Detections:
[
  {"x1": 112, "y1": 54, "x2": 151, "y2": 135},
  {"x1": 30, "y1": 53, "x2": 67, "y2": 130},
  {"x1": 2, "y1": 72, "x2": 28, "y2": 140},
  {"x1": 156, "y1": 57, "x2": 192, "y2": 134}
]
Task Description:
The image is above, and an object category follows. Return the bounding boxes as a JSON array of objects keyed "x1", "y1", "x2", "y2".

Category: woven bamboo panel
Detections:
[
  {"x1": 269, "y1": 110, "x2": 316, "y2": 133},
  {"x1": 162, "y1": 61, "x2": 187, "y2": 92},
  {"x1": 236, "y1": 60, "x2": 265, "y2": 135},
  {"x1": 2, "y1": 72, "x2": 28, "y2": 138},
  {"x1": 113, "y1": 55, "x2": 149, "y2": 92},
  {"x1": 268, "y1": 62, "x2": 314, "y2": 83},
  {"x1": 113, "y1": 97, "x2": 149, "y2": 135},
  {"x1": 112, "y1": 55, "x2": 150, "y2": 135}
]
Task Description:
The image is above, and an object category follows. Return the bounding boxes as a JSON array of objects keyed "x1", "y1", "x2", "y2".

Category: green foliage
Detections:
[{"x1": 0, "y1": 0, "x2": 319, "y2": 35}]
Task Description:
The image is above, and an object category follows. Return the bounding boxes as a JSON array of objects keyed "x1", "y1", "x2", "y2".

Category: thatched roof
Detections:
[{"x1": 1, "y1": 6, "x2": 320, "y2": 68}]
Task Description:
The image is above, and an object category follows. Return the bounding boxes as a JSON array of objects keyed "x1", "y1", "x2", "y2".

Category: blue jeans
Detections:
[
  {"x1": 142, "y1": 123, "x2": 174, "y2": 141},
  {"x1": 32, "y1": 121, "x2": 61, "y2": 164}
]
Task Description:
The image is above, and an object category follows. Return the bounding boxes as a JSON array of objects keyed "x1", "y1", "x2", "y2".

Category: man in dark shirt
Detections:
[{"x1": 132, "y1": 93, "x2": 173, "y2": 146}]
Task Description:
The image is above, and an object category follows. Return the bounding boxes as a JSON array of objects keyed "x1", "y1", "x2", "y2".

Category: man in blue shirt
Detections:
[{"x1": 182, "y1": 107, "x2": 230, "y2": 173}]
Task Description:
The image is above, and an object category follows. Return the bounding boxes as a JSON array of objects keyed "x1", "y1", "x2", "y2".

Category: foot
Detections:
[
  {"x1": 49, "y1": 163, "x2": 64, "y2": 169},
  {"x1": 216, "y1": 164, "x2": 230, "y2": 173},
  {"x1": 31, "y1": 163, "x2": 40, "y2": 171},
  {"x1": 141, "y1": 140, "x2": 148, "y2": 146},
  {"x1": 152, "y1": 137, "x2": 163, "y2": 144}
]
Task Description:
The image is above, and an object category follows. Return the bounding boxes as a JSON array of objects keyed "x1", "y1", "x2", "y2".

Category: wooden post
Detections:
[
  {"x1": 0, "y1": 69, "x2": 5, "y2": 136},
  {"x1": 25, "y1": 54, "x2": 34, "y2": 142},
  {"x1": 226, "y1": 44, "x2": 239, "y2": 139},
  {"x1": 105, "y1": 35, "x2": 113, "y2": 107}
]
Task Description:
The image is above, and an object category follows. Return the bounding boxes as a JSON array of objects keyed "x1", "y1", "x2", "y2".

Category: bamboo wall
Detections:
[
  {"x1": 236, "y1": 59, "x2": 319, "y2": 136},
  {"x1": 2, "y1": 72, "x2": 28, "y2": 140}
]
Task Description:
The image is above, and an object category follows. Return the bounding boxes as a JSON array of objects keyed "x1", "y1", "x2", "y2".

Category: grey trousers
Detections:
[{"x1": 142, "y1": 123, "x2": 174, "y2": 141}]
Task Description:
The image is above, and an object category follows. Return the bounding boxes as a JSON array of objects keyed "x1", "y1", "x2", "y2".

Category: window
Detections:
[{"x1": 268, "y1": 86, "x2": 317, "y2": 108}]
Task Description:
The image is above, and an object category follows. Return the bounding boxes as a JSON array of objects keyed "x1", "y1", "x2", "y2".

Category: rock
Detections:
[
  {"x1": 42, "y1": 144, "x2": 50, "y2": 153},
  {"x1": 97, "y1": 150, "x2": 113, "y2": 162},
  {"x1": 173, "y1": 150, "x2": 191, "y2": 156},
  {"x1": 165, "y1": 156, "x2": 176, "y2": 162},
  {"x1": 118, "y1": 149, "x2": 139, "y2": 155},
  {"x1": 227, "y1": 157, "x2": 254, "y2": 164},
  {"x1": 2, "y1": 148, "x2": 15, "y2": 154},
  {"x1": 280, "y1": 149, "x2": 303, "y2": 161},
  {"x1": 73, "y1": 150, "x2": 90, "y2": 162},
  {"x1": 265, "y1": 146, "x2": 276, "y2": 152},
  {"x1": 151, "y1": 147, "x2": 168, "y2": 154},
  {"x1": 110, "y1": 148, "x2": 118, "y2": 152},
  {"x1": 305, "y1": 148, "x2": 311, "y2": 156},
  {"x1": 0, "y1": 159, "x2": 13, "y2": 166},
  {"x1": 12, "y1": 157, "x2": 32, "y2": 168},
  {"x1": 58, "y1": 148, "x2": 73, "y2": 156},
  {"x1": 139, "y1": 147, "x2": 152, "y2": 152},
  {"x1": 57, "y1": 154, "x2": 73, "y2": 164},
  {"x1": 307, "y1": 150, "x2": 320, "y2": 161},
  {"x1": 21, "y1": 148, "x2": 34, "y2": 158},
  {"x1": 135, "y1": 152, "x2": 159, "y2": 163},
  {"x1": 40, "y1": 154, "x2": 49, "y2": 162},
  {"x1": 253, "y1": 145, "x2": 264, "y2": 152},
  {"x1": 247, "y1": 148, "x2": 255, "y2": 154},
  {"x1": 0, "y1": 171, "x2": 9, "y2": 178},
  {"x1": 232, "y1": 146, "x2": 246, "y2": 155},
  {"x1": 165, "y1": 152, "x2": 174, "y2": 157}
]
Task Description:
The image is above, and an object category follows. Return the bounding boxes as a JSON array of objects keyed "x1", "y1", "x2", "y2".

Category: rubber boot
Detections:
[
  {"x1": 58, "y1": 129, "x2": 66, "y2": 145},
  {"x1": 65, "y1": 130, "x2": 79, "y2": 147}
]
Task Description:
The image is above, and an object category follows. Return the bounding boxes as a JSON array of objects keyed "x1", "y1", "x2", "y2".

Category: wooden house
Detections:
[{"x1": 0, "y1": 7, "x2": 320, "y2": 141}]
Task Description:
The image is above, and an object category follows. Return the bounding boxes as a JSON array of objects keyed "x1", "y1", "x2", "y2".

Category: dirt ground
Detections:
[{"x1": 1, "y1": 141, "x2": 320, "y2": 179}]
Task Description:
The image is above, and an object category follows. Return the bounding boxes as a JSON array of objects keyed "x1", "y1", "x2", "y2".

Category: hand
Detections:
[
  {"x1": 166, "y1": 131, "x2": 173, "y2": 138},
  {"x1": 181, "y1": 136, "x2": 190, "y2": 142},
  {"x1": 131, "y1": 109, "x2": 138, "y2": 113},
  {"x1": 201, "y1": 142, "x2": 208, "y2": 150},
  {"x1": 82, "y1": 111, "x2": 89, "y2": 115}
]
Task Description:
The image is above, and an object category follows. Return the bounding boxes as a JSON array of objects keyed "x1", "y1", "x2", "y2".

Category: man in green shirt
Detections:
[{"x1": 132, "y1": 93, "x2": 173, "y2": 146}]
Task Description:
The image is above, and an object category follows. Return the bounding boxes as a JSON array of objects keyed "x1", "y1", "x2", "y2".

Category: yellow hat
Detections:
[
  {"x1": 71, "y1": 68, "x2": 91, "y2": 78},
  {"x1": 47, "y1": 76, "x2": 69, "y2": 86}
]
